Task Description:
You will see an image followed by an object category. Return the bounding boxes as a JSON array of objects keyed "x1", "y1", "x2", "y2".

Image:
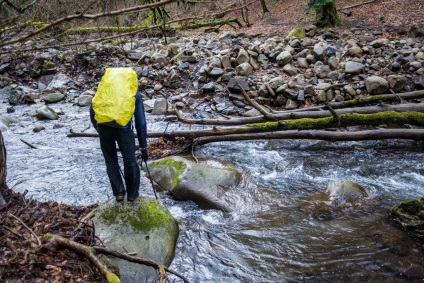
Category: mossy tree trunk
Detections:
[{"x1": 309, "y1": 0, "x2": 341, "y2": 27}]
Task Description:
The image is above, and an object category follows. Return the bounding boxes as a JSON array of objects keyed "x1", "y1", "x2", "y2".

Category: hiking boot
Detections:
[
  {"x1": 115, "y1": 194, "x2": 125, "y2": 202},
  {"x1": 127, "y1": 195, "x2": 139, "y2": 202}
]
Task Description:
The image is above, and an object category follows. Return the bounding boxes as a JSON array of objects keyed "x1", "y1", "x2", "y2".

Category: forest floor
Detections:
[{"x1": 1, "y1": 0, "x2": 424, "y2": 282}]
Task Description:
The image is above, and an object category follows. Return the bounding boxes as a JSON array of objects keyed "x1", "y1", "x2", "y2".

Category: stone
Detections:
[
  {"x1": 366, "y1": 76, "x2": 389, "y2": 95},
  {"x1": 391, "y1": 196, "x2": 424, "y2": 241},
  {"x1": 151, "y1": 97, "x2": 168, "y2": 115},
  {"x1": 314, "y1": 65, "x2": 331, "y2": 79},
  {"x1": 42, "y1": 92, "x2": 65, "y2": 103},
  {"x1": 236, "y1": 48, "x2": 250, "y2": 65},
  {"x1": 282, "y1": 64, "x2": 298, "y2": 76},
  {"x1": 345, "y1": 61, "x2": 365, "y2": 75},
  {"x1": 276, "y1": 51, "x2": 292, "y2": 66},
  {"x1": 235, "y1": 62, "x2": 253, "y2": 76},
  {"x1": 227, "y1": 78, "x2": 250, "y2": 93},
  {"x1": 387, "y1": 75, "x2": 407, "y2": 92},
  {"x1": 33, "y1": 105, "x2": 58, "y2": 120},
  {"x1": 91, "y1": 198, "x2": 179, "y2": 283},
  {"x1": 299, "y1": 179, "x2": 371, "y2": 219},
  {"x1": 77, "y1": 95, "x2": 93, "y2": 106},
  {"x1": 147, "y1": 156, "x2": 241, "y2": 212}
]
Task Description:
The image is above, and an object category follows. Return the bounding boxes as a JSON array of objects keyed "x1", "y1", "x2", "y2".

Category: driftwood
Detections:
[
  {"x1": 338, "y1": 0, "x2": 376, "y2": 11},
  {"x1": 196, "y1": 129, "x2": 424, "y2": 145}
]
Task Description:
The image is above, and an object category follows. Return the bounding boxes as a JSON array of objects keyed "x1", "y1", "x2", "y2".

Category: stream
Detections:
[{"x1": 3, "y1": 101, "x2": 424, "y2": 282}]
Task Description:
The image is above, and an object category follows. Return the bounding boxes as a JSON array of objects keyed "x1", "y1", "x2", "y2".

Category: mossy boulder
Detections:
[
  {"x1": 146, "y1": 156, "x2": 241, "y2": 212},
  {"x1": 390, "y1": 197, "x2": 424, "y2": 241},
  {"x1": 299, "y1": 178, "x2": 372, "y2": 219},
  {"x1": 286, "y1": 28, "x2": 306, "y2": 39},
  {"x1": 91, "y1": 197, "x2": 179, "y2": 283}
]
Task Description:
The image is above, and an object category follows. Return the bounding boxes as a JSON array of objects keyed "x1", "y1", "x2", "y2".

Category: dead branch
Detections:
[
  {"x1": 43, "y1": 234, "x2": 119, "y2": 283},
  {"x1": 9, "y1": 213, "x2": 42, "y2": 247},
  {"x1": 339, "y1": 0, "x2": 377, "y2": 11},
  {"x1": 20, "y1": 139, "x2": 37, "y2": 149},
  {"x1": 43, "y1": 234, "x2": 191, "y2": 283}
]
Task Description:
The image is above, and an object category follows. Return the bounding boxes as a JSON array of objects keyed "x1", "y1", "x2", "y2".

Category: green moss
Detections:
[
  {"x1": 286, "y1": 28, "x2": 306, "y2": 39},
  {"x1": 42, "y1": 234, "x2": 52, "y2": 241},
  {"x1": 341, "y1": 111, "x2": 424, "y2": 126},
  {"x1": 106, "y1": 272, "x2": 121, "y2": 283},
  {"x1": 149, "y1": 157, "x2": 186, "y2": 189},
  {"x1": 247, "y1": 111, "x2": 424, "y2": 131},
  {"x1": 392, "y1": 197, "x2": 424, "y2": 217},
  {"x1": 99, "y1": 200, "x2": 173, "y2": 232},
  {"x1": 246, "y1": 121, "x2": 281, "y2": 130}
]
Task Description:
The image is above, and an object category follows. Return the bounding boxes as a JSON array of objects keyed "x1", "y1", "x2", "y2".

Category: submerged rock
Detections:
[
  {"x1": 390, "y1": 196, "x2": 424, "y2": 242},
  {"x1": 299, "y1": 178, "x2": 372, "y2": 219},
  {"x1": 91, "y1": 197, "x2": 179, "y2": 283},
  {"x1": 146, "y1": 156, "x2": 241, "y2": 212}
]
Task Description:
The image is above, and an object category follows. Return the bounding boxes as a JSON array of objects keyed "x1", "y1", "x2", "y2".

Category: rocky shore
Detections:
[{"x1": 1, "y1": 25, "x2": 423, "y2": 124}]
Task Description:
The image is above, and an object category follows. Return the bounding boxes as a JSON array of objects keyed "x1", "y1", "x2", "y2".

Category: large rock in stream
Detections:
[
  {"x1": 390, "y1": 196, "x2": 424, "y2": 242},
  {"x1": 299, "y1": 178, "x2": 372, "y2": 219},
  {"x1": 91, "y1": 197, "x2": 179, "y2": 283},
  {"x1": 146, "y1": 156, "x2": 241, "y2": 212}
]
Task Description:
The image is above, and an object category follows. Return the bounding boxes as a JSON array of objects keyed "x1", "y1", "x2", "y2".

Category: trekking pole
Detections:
[{"x1": 144, "y1": 159, "x2": 158, "y2": 200}]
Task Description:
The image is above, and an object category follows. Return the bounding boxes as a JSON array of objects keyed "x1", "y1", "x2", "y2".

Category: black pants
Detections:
[{"x1": 98, "y1": 125, "x2": 140, "y2": 199}]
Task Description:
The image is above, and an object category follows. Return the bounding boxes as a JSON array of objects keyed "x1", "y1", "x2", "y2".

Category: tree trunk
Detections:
[
  {"x1": 0, "y1": 130, "x2": 6, "y2": 189},
  {"x1": 314, "y1": 0, "x2": 341, "y2": 27}
]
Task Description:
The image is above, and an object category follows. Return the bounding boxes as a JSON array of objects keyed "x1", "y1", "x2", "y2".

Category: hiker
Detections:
[{"x1": 90, "y1": 67, "x2": 148, "y2": 202}]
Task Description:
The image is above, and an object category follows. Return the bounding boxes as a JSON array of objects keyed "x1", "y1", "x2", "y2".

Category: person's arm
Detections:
[
  {"x1": 134, "y1": 92, "x2": 148, "y2": 149},
  {"x1": 89, "y1": 105, "x2": 98, "y2": 131}
]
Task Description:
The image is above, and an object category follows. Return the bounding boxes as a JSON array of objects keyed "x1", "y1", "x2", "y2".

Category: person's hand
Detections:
[{"x1": 140, "y1": 148, "x2": 149, "y2": 162}]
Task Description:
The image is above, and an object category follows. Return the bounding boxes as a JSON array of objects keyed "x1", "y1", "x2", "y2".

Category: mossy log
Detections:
[
  {"x1": 248, "y1": 111, "x2": 424, "y2": 131},
  {"x1": 171, "y1": 102, "x2": 424, "y2": 126},
  {"x1": 68, "y1": 111, "x2": 424, "y2": 143}
]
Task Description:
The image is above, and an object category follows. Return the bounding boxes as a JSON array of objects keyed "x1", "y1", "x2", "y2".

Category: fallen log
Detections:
[
  {"x1": 196, "y1": 129, "x2": 424, "y2": 145},
  {"x1": 68, "y1": 111, "x2": 424, "y2": 142},
  {"x1": 171, "y1": 103, "x2": 424, "y2": 125}
]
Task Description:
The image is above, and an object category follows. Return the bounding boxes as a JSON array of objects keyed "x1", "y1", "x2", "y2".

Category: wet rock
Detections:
[
  {"x1": 91, "y1": 198, "x2": 179, "y2": 283},
  {"x1": 147, "y1": 156, "x2": 241, "y2": 212},
  {"x1": 366, "y1": 76, "x2": 389, "y2": 95},
  {"x1": 390, "y1": 196, "x2": 424, "y2": 242},
  {"x1": 0, "y1": 115, "x2": 19, "y2": 131},
  {"x1": 33, "y1": 125, "x2": 45, "y2": 132},
  {"x1": 299, "y1": 178, "x2": 371, "y2": 219}
]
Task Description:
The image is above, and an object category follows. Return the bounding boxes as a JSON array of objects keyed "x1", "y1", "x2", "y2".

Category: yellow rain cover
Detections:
[{"x1": 92, "y1": 68, "x2": 138, "y2": 126}]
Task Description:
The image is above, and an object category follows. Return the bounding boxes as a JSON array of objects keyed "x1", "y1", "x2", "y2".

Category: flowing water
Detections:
[{"x1": 3, "y1": 101, "x2": 424, "y2": 282}]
